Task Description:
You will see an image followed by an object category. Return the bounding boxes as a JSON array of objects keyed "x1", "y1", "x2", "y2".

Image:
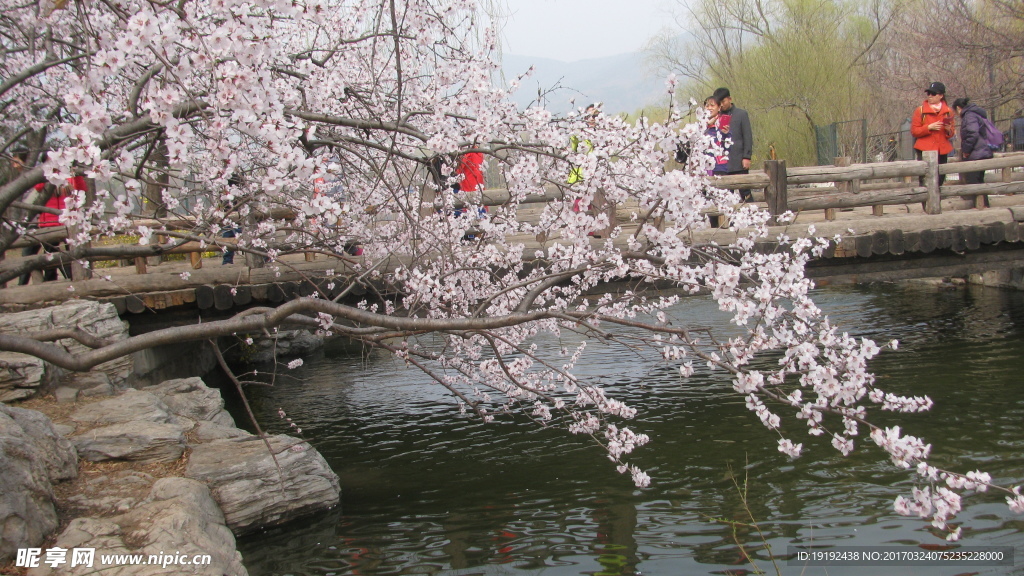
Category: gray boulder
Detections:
[
  {"x1": 0, "y1": 301, "x2": 132, "y2": 391},
  {"x1": 0, "y1": 352, "x2": 60, "y2": 403},
  {"x1": 193, "y1": 420, "x2": 251, "y2": 442},
  {"x1": 0, "y1": 403, "x2": 77, "y2": 563},
  {"x1": 70, "y1": 389, "x2": 176, "y2": 426},
  {"x1": 142, "y1": 377, "x2": 235, "y2": 427},
  {"x1": 185, "y1": 435, "x2": 340, "y2": 534},
  {"x1": 28, "y1": 478, "x2": 248, "y2": 576},
  {"x1": 71, "y1": 421, "x2": 186, "y2": 463},
  {"x1": 63, "y1": 470, "x2": 155, "y2": 517}
]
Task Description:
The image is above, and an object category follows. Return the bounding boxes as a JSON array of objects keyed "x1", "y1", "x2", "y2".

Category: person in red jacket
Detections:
[
  {"x1": 453, "y1": 152, "x2": 484, "y2": 194},
  {"x1": 18, "y1": 174, "x2": 78, "y2": 283},
  {"x1": 911, "y1": 82, "x2": 956, "y2": 185},
  {"x1": 452, "y1": 151, "x2": 486, "y2": 220}
]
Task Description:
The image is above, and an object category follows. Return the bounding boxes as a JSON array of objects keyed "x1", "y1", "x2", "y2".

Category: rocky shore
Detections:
[{"x1": 0, "y1": 301, "x2": 339, "y2": 575}]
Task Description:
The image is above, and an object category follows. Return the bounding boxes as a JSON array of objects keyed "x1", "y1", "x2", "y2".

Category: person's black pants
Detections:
[{"x1": 18, "y1": 241, "x2": 70, "y2": 284}]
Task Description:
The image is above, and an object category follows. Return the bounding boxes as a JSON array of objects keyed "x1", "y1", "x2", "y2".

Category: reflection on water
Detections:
[{"x1": 226, "y1": 284, "x2": 1024, "y2": 575}]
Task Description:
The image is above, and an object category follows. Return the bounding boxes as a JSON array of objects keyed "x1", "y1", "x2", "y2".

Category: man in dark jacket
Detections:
[
  {"x1": 952, "y1": 97, "x2": 993, "y2": 185},
  {"x1": 712, "y1": 87, "x2": 754, "y2": 201}
]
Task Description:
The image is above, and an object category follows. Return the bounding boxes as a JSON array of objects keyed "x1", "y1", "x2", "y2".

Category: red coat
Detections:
[
  {"x1": 39, "y1": 177, "x2": 84, "y2": 227},
  {"x1": 911, "y1": 100, "x2": 955, "y2": 155},
  {"x1": 39, "y1": 193, "x2": 66, "y2": 227},
  {"x1": 455, "y1": 152, "x2": 484, "y2": 192}
]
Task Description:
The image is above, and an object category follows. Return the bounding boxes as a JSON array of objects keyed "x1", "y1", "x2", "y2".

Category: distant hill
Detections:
[{"x1": 501, "y1": 52, "x2": 669, "y2": 116}]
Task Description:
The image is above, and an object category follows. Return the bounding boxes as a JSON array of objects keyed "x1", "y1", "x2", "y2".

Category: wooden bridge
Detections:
[{"x1": 3, "y1": 151, "x2": 1024, "y2": 316}]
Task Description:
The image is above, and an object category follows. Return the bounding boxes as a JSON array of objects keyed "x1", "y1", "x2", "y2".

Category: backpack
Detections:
[{"x1": 979, "y1": 115, "x2": 1004, "y2": 151}]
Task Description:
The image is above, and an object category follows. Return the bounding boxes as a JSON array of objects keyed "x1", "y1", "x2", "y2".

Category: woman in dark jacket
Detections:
[{"x1": 952, "y1": 97, "x2": 993, "y2": 185}]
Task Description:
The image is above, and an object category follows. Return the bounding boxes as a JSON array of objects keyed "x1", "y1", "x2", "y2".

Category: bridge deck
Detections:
[{"x1": 3, "y1": 190, "x2": 1024, "y2": 314}]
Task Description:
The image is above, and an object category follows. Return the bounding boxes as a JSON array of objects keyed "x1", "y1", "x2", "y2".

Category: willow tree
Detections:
[
  {"x1": 869, "y1": 0, "x2": 1024, "y2": 117},
  {"x1": 0, "y1": 0, "x2": 1019, "y2": 540},
  {"x1": 649, "y1": 0, "x2": 906, "y2": 165}
]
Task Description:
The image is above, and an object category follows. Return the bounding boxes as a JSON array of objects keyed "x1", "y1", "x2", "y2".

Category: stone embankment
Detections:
[{"x1": 0, "y1": 301, "x2": 340, "y2": 575}]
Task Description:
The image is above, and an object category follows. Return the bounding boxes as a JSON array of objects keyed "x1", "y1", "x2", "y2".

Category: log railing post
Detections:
[
  {"x1": 827, "y1": 157, "x2": 852, "y2": 220},
  {"x1": 923, "y1": 150, "x2": 941, "y2": 214},
  {"x1": 592, "y1": 186, "x2": 616, "y2": 238},
  {"x1": 764, "y1": 160, "x2": 787, "y2": 225}
]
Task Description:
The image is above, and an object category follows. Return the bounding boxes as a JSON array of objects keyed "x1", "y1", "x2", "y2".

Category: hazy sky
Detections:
[{"x1": 499, "y1": 0, "x2": 677, "y2": 63}]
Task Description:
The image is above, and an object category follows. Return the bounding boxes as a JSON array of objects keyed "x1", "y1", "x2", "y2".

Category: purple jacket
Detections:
[{"x1": 960, "y1": 104, "x2": 994, "y2": 161}]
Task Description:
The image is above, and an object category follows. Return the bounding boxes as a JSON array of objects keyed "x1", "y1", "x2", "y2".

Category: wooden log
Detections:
[
  {"x1": 1009, "y1": 223, "x2": 1022, "y2": 243},
  {"x1": 904, "y1": 231, "x2": 921, "y2": 252},
  {"x1": 213, "y1": 284, "x2": 234, "y2": 310},
  {"x1": 0, "y1": 265, "x2": 253, "y2": 305},
  {"x1": 233, "y1": 285, "x2": 252, "y2": 306},
  {"x1": 196, "y1": 285, "x2": 215, "y2": 309},
  {"x1": 889, "y1": 229, "x2": 905, "y2": 255},
  {"x1": 986, "y1": 221, "x2": 1005, "y2": 244},
  {"x1": 603, "y1": 186, "x2": 618, "y2": 238},
  {"x1": 939, "y1": 181, "x2": 1024, "y2": 198},
  {"x1": 125, "y1": 295, "x2": 146, "y2": 314},
  {"x1": 763, "y1": 160, "x2": 787, "y2": 223},
  {"x1": 190, "y1": 251, "x2": 203, "y2": 269},
  {"x1": 951, "y1": 227, "x2": 967, "y2": 252},
  {"x1": 135, "y1": 257, "x2": 147, "y2": 274},
  {"x1": 786, "y1": 160, "x2": 928, "y2": 184},
  {"x1": 936, "y1": 228, "x2": 953, "y2": 250},
  {"x1": 923, "y1": 150, "x2": 941, "y2": 215},
  {"x1": 313, "y1": 278, "x2": 330, "y2": 299},
  {"x1": 965, "y1": 226, "x2": 980, "y2": 250},
  {"x1": 920, "y1": 229, "x2": 937, "y2": 253},
  {"x1": 711, "y1": 173, "x2": 771, "y2": 190},
  {"x1": 937, "y1": 154, "x2": 1024, "y2": 175},
  {"x1": 107, "y1": 296, "x2": 127, "y2": 315},
  {"x1": 856, "y1": 235, "x2": 872, "y2": 258},
  {"x1": 251, "y1": 284, "x2": 269, "y2": 301},
  {"x1": 827, "y1": 157, "x2": 852, "y2": 221},
  {"x1": 788, "y1": 181, "x2": 918, "y2": 196},
  {"x1": 871, "y1": 230, "x2": 889, "y2": 255},
  {"x1": 267, "y1": 283, "x2": 285, "y2": 302}
]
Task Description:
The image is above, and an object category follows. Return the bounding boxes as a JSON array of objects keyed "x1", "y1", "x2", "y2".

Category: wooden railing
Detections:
[
  {"x1": 712, "y1": 151, "x2": 1024, "y2": 223},
  {"x1": 6, "y1": 152, "x2": 1024, "y2": 283}
]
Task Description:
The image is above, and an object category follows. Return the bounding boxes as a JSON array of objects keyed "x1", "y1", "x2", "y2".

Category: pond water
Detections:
[{"x1": 224, "y1": 283, "x2": 1024, "y2": 575}]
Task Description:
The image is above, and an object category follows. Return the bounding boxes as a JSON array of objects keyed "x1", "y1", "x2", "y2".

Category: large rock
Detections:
[
  {"x1": 0, "y1": 404, "x2": 77, "y2": 563},
  {"x1": 71, "y1": 421, "x2": 187, "y2": 463},
  {"x1": 70, "y1": 390, "x2": 176, "y2": 426},
  {"x1": 27, "y1": 478, "x2": 248, "y2": 576},
  {"x1": 185, "y1": 435, "x2": 340, "y2": 534},
  {"x1": 67, "y1": 390, "x2": 190, "y2": 463},
  {"x1": 0, "y1": 300, "x2": 132, "y2": 393},
  {"x1": 0, "y1": 352, "x2": 61, "y2": 403},
  {"x1": 142, "y1": 377, "x2": 235, "y2": 427},
  {"x1": 63, "y1": 471, "x2": 155, "y2": 517}
]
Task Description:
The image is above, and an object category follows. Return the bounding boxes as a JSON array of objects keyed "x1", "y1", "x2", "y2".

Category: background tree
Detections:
[
  {"x1": 649, "y1": 0, "x2": 908, "y2": 165},
  {"x1": 867, "y1": 0, "x2": 1024, "y2": 123},
  {"x1": 0, "y1": 0, "x2": 1020, "y2": 539}
]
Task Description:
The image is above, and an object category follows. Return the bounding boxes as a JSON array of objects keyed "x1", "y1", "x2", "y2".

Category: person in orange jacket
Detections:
[{"x1": 910, "y1": 81, "x2": 956, "y2": 185}]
